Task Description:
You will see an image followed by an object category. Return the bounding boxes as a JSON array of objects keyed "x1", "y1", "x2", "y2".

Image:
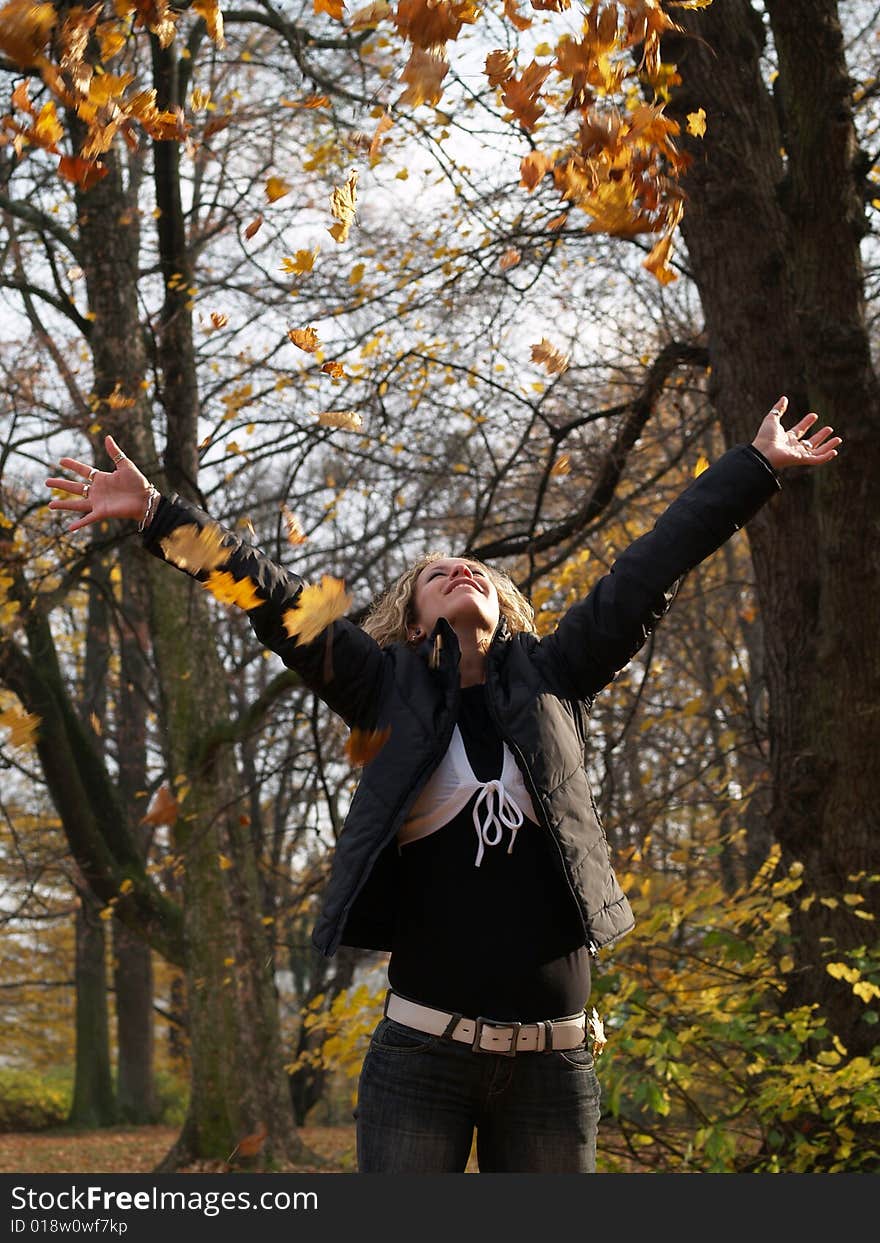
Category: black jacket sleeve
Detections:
[
  {"x1": 140, "y1": 493, "x2": 386, "y2": 728},
  {"x1": 536, "y1": 444, "x2": 781, "y2": 700}
]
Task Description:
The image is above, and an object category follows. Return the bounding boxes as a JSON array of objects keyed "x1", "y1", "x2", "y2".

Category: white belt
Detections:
[{"x1": 384, "y1": 991, "x2": 587, "y2": 1056}]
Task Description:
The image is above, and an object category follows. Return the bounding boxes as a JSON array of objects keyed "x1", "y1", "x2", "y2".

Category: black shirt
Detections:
[{"x1": 387, "y1": 683, "x2": 591, "y2": 1022}]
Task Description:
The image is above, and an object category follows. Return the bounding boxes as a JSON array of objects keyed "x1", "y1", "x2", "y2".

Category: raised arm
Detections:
[
  {"x1": 45, "y1": 436, "x2": 386, "y2": 728},
  {"x1": 535, "y1": 397, "x2": 842, "y2": 701}
]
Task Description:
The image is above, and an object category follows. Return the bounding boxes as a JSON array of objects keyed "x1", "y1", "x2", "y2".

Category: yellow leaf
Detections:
[
  {"x1": 159, "y1": 522, "x2": 230, "y2": 575},
  {"x1": 203, "y1": 570, "x2": 263, "y2": 610},
  {"x1": 693, "y1": 454, "x2": 709, "y2": 477},
  {"x1": 348, "y1": 262, "x2": 365, "y2": 285},
  {"x1": 551, "y1": 454, "x2": 570, "y2": 476},
  {"x1": 0, "y1": 705, "x2": 40, "y2": 749},
  {"x1": 266, "y1": 176, "x2": 292, "y2": 203},
  {"x1": 119, "y1": 878, "x2": 134, "y2": 895},
  {"x1": 686, "y1": 107, "x2": 707, "y2": 138},
  {"x1": 316, "y1": 409, "x2": 363, "y2": 432},
  {"x1": 281, "y1": 249, "x2": 319, "y2": 275},
  {"x1": 193, "y1": 0, "x2": 227, "y2": 47},
  {"x1": 281, "y1": 505, "x2": 308, "y2": 545},
  {"x1": 283, "y1": 576, "x2": 352, "y2": 645},
  {"x1": 328, "y1": 169, "x2": 358, "y2": 243},
  {"x1": 218, "y1": 853, "x2": 233, "y2": 870}
]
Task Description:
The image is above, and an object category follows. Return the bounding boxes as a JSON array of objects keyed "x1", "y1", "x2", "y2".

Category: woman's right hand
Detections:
[{"x1": 45, "y1": 434, "x2": 156, "y2": 533}]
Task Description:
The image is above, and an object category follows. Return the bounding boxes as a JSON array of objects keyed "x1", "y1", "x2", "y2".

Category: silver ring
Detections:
[
  {"x1": 82, "y1": 482, "x2": 90, "y2": 499},
  {"x1": 112, "y1": 453, "x2": 126, "y2": 464},
  {"x1": 802, "y1": 440, "x2": 812, "y2": 450},
  {"x1": 87, "y1": 467, "x2": 97, "y2": 482}
]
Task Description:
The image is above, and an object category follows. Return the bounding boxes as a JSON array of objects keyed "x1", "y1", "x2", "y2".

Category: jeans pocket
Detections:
[
  {"x1": 557, "y1": 1042, "x2": 596, "y2": 1069},
  {"x1": 371, "y1": 1017, "x2": 439, "y2": 1055}
]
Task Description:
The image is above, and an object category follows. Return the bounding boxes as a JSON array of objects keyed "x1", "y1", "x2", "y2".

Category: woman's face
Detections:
[{"x1": 410, "y1": 557, "x2": 501, "y2": 641}]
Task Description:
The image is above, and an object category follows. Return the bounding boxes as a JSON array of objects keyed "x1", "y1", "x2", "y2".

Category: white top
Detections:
[{"x1": 398, "y1": 726, "x2": 538, "y2": 866}]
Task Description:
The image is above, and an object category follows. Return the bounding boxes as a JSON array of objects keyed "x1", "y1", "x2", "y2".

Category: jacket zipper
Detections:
[
  {"x1": 331, "y1": 647, "x2": 461, "y2": 951},
  {"x1": 484, "y1": 661, "x2": 598, "y2": 956}
]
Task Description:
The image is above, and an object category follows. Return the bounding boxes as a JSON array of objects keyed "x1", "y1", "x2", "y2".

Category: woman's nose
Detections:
[{"x1": 448, "y1": 564, "x2": 474, "y2": 583}]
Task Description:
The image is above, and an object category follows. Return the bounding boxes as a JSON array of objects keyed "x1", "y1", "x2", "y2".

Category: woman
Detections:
[{"x1": 44, "y1": 397, "x2": 841, "y2": 1172}]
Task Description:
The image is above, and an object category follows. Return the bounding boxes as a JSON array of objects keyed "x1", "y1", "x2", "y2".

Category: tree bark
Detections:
[
  {"x1": 666, "y1": 0, "x2": 880, "y2": 1058},
  {"x1": 68, "y1": 889, "x2": 116, "y2": 1128}
]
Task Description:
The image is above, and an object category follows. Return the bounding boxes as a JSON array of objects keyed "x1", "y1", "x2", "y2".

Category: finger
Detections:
[
  {"x1": 804, "y1": 426, "x2": 834, "y2": 448},
  {"x1": 105, "y1": 434, "x2": 126, "y2": 464},
  {"x1": 67, "y1": 511, "x2": 100, "y2": 533},
  {"x1": 57, "y1": 456, "x2": 95, "y2": 478},
  {"x1": 792, "y1": 413, "x2": 819, "y2": 436},
  {"x1": 45, "y1": 476, "x2": 88, "y2": 495},
  {"x1": 48, "y1": 497, "x2": 90, "y2": 512},
  {"x1": 770, "y1": 395, "x2": 788, "y2": 417}
]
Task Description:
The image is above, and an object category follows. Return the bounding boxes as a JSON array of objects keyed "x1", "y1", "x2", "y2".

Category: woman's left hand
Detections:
[{"x1": 752, "y1": 395, "x2": 842, "y2": 471}]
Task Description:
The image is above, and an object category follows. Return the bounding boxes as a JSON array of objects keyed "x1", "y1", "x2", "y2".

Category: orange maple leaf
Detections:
[
  {"x1": 502, "y1": 61, "x2": 550, "y2": 131},
  {"x1": 314, "y1": 0, "x2": 344, "y2": 17},
  {"x1": 345, "y1": 726, "x2": 391, "y2": 766},
  {"x1": 283, "y1": 577, "x2": 352, "y2": 646},
  {"x1": 288, "y1": 326, "x2": 320, "y2": 352},
  {"x1": 499, "y1": 248, "x2": 521, "y2": 271},
  {"x1": 244, "y1": 215, "x2": 263, "y2": 239},
  {"x1": 141, "y1": 784, "x2": 179, "y2": 828},
  {"x1": 321, "y1": 361, "x2": 346, "y2": 378},
  {"x1": 394, "y1": 0, "x2": 478, "y2": 49},
  {"x1": 485, "y1": 50, "x2": 515, "y2": 89},
  {"x1": 58, "y1": 154, "x2": 108, "y2": 189},
  {"x1": 520, "y1": 150, "x2": 553, "y2": 191},
  {"x1": 281, "y1": 505, "x2": 308, "y2": 546},
  {"x1": 502, "y1": 0, "x2": 532, "y2": 31},
  {"x1": 0, "y1": 0, "x2": 56, "y2": 66},
  {"x1": 398, "y1": 47, "x2": 449, "y2": 108},
  {"x1": 531, "y1": 337, "x2": 569, "y2": 375}
]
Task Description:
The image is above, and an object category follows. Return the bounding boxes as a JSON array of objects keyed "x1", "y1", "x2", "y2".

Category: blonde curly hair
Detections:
[{"x1": 361, "y1": 551, "x2": 537, "y2": 649}]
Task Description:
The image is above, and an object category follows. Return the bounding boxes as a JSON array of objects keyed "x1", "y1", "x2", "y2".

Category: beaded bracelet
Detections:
[{"x1": 137, "y1": 486, "x2": 160, "y2": 533}]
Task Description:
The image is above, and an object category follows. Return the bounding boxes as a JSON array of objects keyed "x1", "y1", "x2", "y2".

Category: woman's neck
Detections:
[{"x1": 455, "y1": 628, "x2": 490, "y2": 687}]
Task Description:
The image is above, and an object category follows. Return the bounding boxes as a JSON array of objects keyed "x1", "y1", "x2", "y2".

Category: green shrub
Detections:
[
  {"x1": 0, "y1": 1068, "x2": 73, "y2": 1132},
  {"x1": 153, "y1": 1069, "x2": 189, "y2": 1128}
]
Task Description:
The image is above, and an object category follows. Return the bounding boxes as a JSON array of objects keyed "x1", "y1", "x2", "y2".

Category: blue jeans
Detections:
[{"x1": 355, "y1": 1017, "x2": 601, "y2": 1173}]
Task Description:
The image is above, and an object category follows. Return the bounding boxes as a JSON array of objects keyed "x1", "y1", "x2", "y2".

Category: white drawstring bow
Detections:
[{"x1": 471, "y1": 779, "x2": 525, "y2": 867}]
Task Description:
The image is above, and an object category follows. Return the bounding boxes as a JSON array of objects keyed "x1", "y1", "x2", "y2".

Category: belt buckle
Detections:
[{"x1": 472, "y1": 1016, "x2": 521, "y2": 1057}]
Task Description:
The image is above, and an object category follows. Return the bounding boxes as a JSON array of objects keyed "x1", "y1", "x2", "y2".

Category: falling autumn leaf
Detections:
[
  {"x1": 227, "y1": 1122, "x2": 268, "y2": 1165},
  {"x1": 687, "y1": 108, "x2": 707, "y2": 137},
  {"x1": 202, "y1": 570, "x2": 263, "y2": 611},
  {"x1": 316, "y1": 409, "x2": 363, "y2": 431},
  {"x1": 328, "y1": 169, "x2": 358, "y2": 243},
  {"x1": 551, "y1": 454, "x2": 571, "y2": 476},
  {"x1": 265, "y1": 176, "x2": 292, "y2": 203},
  {"x1": 349, "y1": 0, "x2": 391, "y2": 27},
  {"x1": 218, "y1": 853, "x2": 233, "y2": 869},
  {"x1": 502, "y1": 60, "x2": 550, "y2": 131},
  {"x1": 244, "y1": 216, "x2": 263, "y2": 239},
  {"x1": 531, "y1": 337, "x2": 569, "y2": 375},
  {"x1": 281, "y1": 504, "x2": 308, "y2": 546},
  {"x1": 210, "y1": 311, "x2": 229, "y2": 329},
  {"x1": 485, "y1": 49, "x2": 515, "y2": 88},
  {"x1": 280, "y1": 94, "x2": 331, "y2": 108},
  {"x1": 370, "y1": 112, "x2": 393, "y2": 160},
  {"x1": 693, "y1": 453, "x2": 710, "y2": 478},
  {"x1": 141, "y1": 784, "x2": 179, "y2": 828},
  {"x1": 281, "y1": 249, "x2": 318, "y2": 275},
  {"x1": 502, "y1": 0, "x2": 532, "y2": 31},
  {"x1": 314, "y1": 0, "x2": 344, "y2": 17},
  {"x1": 321, "y1": 360, "x2": 346, "y2": 378},
  {"x1": 57, "y1": 155, "x2": 108, "y2": 188},
  {"x1": 345, "y1": 726, "x2": 391, "y2": 766},
  {"x1": 0, "y1": 704, "x2": 39, "y2": 749},
  {"x1": 643, "y1": 200, "x2": 685, "y2": 286},
  {"x1": 159, "y1": 522, "x2": 230, "y2": 575},
  {"x1": 499, "y1": 248, "x2": 521, "y2": 271},
  {"x1": 288, "y1": 326, "x2": 320, "y2": 352},
  {"x1": 283, "y1": 576, "x2": 352, "y2": 645},
  {"x1": 192, "y1": 0, "x2": 226, "y2": 47},
  {"x1": 0, "y1": 0, "x2": 57, "y2": 67},
  {"x1": 520, "y1": 150, "x2": 553, "y2": 191},
  {"x1": 398, "y1": 47, "x2": 449, "y2": 108}
]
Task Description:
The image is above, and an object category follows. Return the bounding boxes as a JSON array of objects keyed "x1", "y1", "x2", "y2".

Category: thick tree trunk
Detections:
[
  {"x1": 667, "y1": 1, "x2": 880, "y2": 1059},
  {"x1": 68, "y1": 890, "x2": 116, "y2": 1128},
  {"x1": 113, "y1": 920, "x2": 157, "y2": 1123}
]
